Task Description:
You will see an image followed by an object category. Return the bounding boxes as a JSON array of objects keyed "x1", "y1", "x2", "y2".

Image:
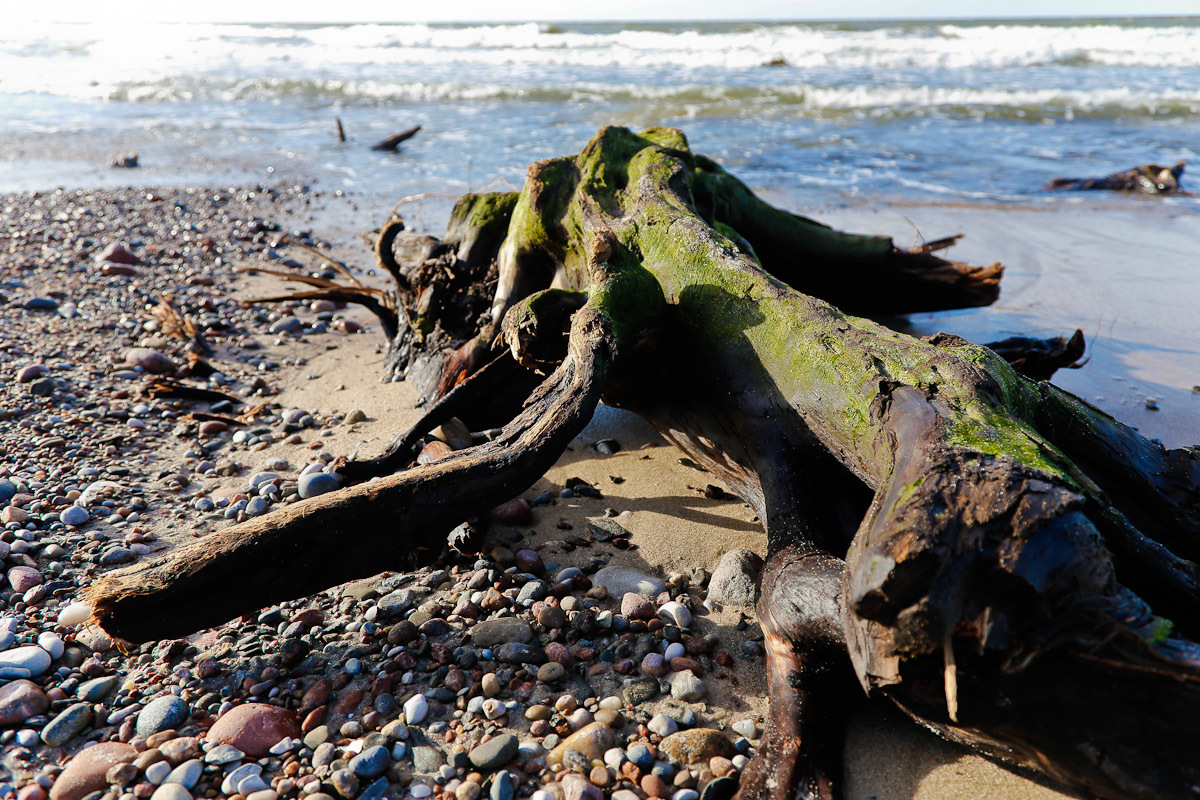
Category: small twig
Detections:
[
  {"x1": 335, "y1": 117, "x2": 346, "y2": 143},
  {"x1": 278, "y1": 236, "x2": 365, "y2": 289},
  {"x1": 146, "y1": 380, "x2": 241, "y2": 405},
  {"x1": 388, "y1": 192, "x2": 462, "y2": 222}
]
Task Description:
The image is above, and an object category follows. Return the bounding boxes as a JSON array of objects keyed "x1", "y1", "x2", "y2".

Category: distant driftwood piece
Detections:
[
  {"x1": 1049, "y1": 161, "x2": 1189, "y2": 194},
  {"x1": 370, "y1": 126, "x2": 421, "y2": 152}
]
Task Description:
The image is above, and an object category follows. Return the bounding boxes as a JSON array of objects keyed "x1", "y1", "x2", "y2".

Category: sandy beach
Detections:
[{"x1": 3, "y1": 175, "x2": 1197, "y2": 800}]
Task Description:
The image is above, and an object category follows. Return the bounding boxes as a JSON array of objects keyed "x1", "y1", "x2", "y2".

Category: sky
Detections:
[{"x1": 9, "y1": 0, "x2": 1200, "y2": 23}]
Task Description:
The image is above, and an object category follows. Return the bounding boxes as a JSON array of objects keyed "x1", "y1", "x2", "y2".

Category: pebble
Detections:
[
  {"x1": 698, "y1": 776, "x2": 737, "y2": 800},
  {"x1": 731, "y1": 720, "x2": 759, "y2": 739},
  {"x1": 49, "y1": 742, "x2": 136, "y2": 800},
  {"x1": 706, "y1": 550, "x2": 762, "y2": 607},
  {"x1": 494, "y1": 642, "x2": 544, "y2": 664},
  {"x1": 37, "y1": 632, "x2": 64, "y2": 659},
  {"x1": 658, "y1": 601, "x2": 692, "y2": 628},
  {"x1": 392, "y1": 689, "x2": 426, "y2": 724},
  {"x1": 7, "y1": 567, "x2": 43, "y2": 593},
  {"x1": 468, "y1": 733, "x2": 518, "y2": 770},
  {"x1": 57, "y1": 602, "x2": 92, "y2": 627},
  {"x1": 97, "y1": 242, "x2": 140, "y2": 264},
  {"x1": 136, "y1": 696, "x2": 189, "y2": 739},
  {"x1": 471, "y1": 618, "x2": 533, "y2": 647},
  {"x1": 41, "y1": 702, "x2": 92, "y2": 747},
  {"x1": 0, "y1": 679, "x2": 48, "y2": 726},
  {"x1": 623, "y1": 677, "x2": 659, "y2": 704},
  {"x1": 59, "y1": 506, "x2": 89, "y2": 526},
  {"x1": 349, "y1": 745, "x2": 390, "y2": 778},
  {"x1": 537, "y1": 662, "x2": 565, "y2": 682},
  {"x1": 298, "y1": 472, "x2": 341, "y2": 499},
  {"x1": 149, "y1": 783, "x2": 192, "y2": 800},
  {"x1": 561, "y1": 773, "x2": 601, "y2": 800},
  {"x1": 548, "y1": 722, "x2": 621, "y2": 764},
  {"x1": 490, "y1": 770, "x2": 515, "y2": 800},
  {"x1": 593, "y1": 566, "x2": 665, "y2": 598},
  {"x1": 123, "y1": 347, "x2": 177, "y2": 373},
  {"x1": 0, "y1": 646, "x2": 53, "y2": 677},
  {"x1": 333, "y1": 767, "x2": 365, "y2": 797},
  {"x1": 204, "y1": 743, "x2": 246, "y2": 765},
  {"x1": 145, "y1": 762, "x2": 172, "y2": 786},
  {"x1": 411, "y1": 746, "x2": 444, "y2": 773},
  {"x1": 163, "y1": 760, "x2": 203, "y2": 789},
  {"x1": 514, "y1": 549, "x2": 544, "y2": 573},
  {"x1": 206, "y1": 703, "x2": 299, "y2": 757},
  {"x1": 668, "y1": 670, "x2": 706, "y2": 702},
  {"x1": 648, "y1": 713, "x2": 679, "y2": 737},
  {"x1": 659, "y1": 730, "x2": 736, "y2": 765},
  {"x1": 621, "y1": 593, "x2": 655, "y2": 620}
]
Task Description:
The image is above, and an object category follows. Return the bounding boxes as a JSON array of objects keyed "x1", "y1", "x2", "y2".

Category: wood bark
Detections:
[{"x1": 86, "y1": 126, "x2": 1200, "y2": 800}]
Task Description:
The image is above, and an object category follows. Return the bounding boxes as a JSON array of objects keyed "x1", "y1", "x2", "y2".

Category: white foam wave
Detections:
[
  {"x1": 1, "y1": 19, "x2": 1199, "y2": 93},
  {"x1": 40, "y1": 75, "x2": 1196, "y2": 120}
]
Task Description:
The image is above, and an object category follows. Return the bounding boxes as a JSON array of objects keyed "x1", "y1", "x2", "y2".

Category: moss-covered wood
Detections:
[{"x1": 87, "y1": 126, "x2": 1200, "y2": 800}]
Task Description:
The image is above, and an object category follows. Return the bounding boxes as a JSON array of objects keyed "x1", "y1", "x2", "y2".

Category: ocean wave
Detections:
[
  {"x1": 64, "y1": 76, "x2": 1200, "y2": 120},
  {"x1": 2, "y1": 19, "x2": 1199, "y2": 80}
]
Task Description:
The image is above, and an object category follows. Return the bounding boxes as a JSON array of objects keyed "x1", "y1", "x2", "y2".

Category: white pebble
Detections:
[
  {"x1": 658, "y1": 601, "x2": 691, "y2": 628},
  {"x1": 145, "y1": 761, "x2": 171, "y2": 786},
  {"x1": 56, "y1": 602, "x2": 91, "y2": 627},
  {"x1": 410, "y1": 785, "x2": 432, "y2": 799},
  {"x1": 404, "y1": 693, "x2": 428, "y2": 725},
  {"x1": 37, "y1": 632, "x2": 64, "y2": 660},
  {"x1": 662, "y1": 642, "x2": 685, "y2": 661}
]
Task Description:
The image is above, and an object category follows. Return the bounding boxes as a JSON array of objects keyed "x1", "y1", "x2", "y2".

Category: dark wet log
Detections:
[
  {"x1": 86, "y1": 126, "x2": 1200, "y2": 800},
  {"x1": 370, "y1": 126, "x2": 421, "y2": 152},
  {"x1": 979, "y1": 328, "x2": 1087, "y2": 381},
  {"x1": 1048, "y1": 161, "x2": 1189, "y2": 194}
]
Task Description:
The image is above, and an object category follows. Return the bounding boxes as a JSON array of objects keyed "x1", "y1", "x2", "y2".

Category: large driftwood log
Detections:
[{"x1": 87, "y1": 127, "x2": 1200, "y2": 800}]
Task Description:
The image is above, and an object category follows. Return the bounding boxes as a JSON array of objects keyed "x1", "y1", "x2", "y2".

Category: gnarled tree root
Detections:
[{"x1": 85, "y1": 126, "x2": 1200, "y2": 800}]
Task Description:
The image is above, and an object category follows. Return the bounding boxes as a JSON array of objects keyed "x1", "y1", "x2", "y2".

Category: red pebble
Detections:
[{"x1": 490, "y1": 498, "x2": 532, "y2": 524}]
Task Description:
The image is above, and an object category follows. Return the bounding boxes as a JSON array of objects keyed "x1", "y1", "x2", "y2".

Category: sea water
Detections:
[{"x1": 1, "y1": 17, "x2": 1198, "y2": 208}]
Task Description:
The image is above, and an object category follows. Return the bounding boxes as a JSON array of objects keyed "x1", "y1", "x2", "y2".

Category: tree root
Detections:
[
  {"x1": 83, "y1": 125, "x2": 1200, "y2": 800},
  {"x1": 84, "y1": 304, "x2": 616, "y2": 644},
  {"x1": 336, "y1": 352, "x2": 533, "y2": 483}
]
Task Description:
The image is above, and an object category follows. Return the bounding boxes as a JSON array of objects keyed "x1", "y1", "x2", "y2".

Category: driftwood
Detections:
[
  {"x1": 86, "y1": 127, "x2": 1200, "y2": 800},
  {"x1": 371, "y1": 126, "x2": 421, "y2": 152},
  {"x1": 1048, "y1": 161, "x2": 1189, "y2": 194}
]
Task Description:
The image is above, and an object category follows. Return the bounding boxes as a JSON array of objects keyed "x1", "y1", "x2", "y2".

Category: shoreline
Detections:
[{"x1": 2, "y1": 180, "x2": 1189, "y2": 800}]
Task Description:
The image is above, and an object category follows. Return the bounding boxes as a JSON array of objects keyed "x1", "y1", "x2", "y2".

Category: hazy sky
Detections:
[{"x1": 12, "y1": 0, "x2": 1200, "y2": 23}]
